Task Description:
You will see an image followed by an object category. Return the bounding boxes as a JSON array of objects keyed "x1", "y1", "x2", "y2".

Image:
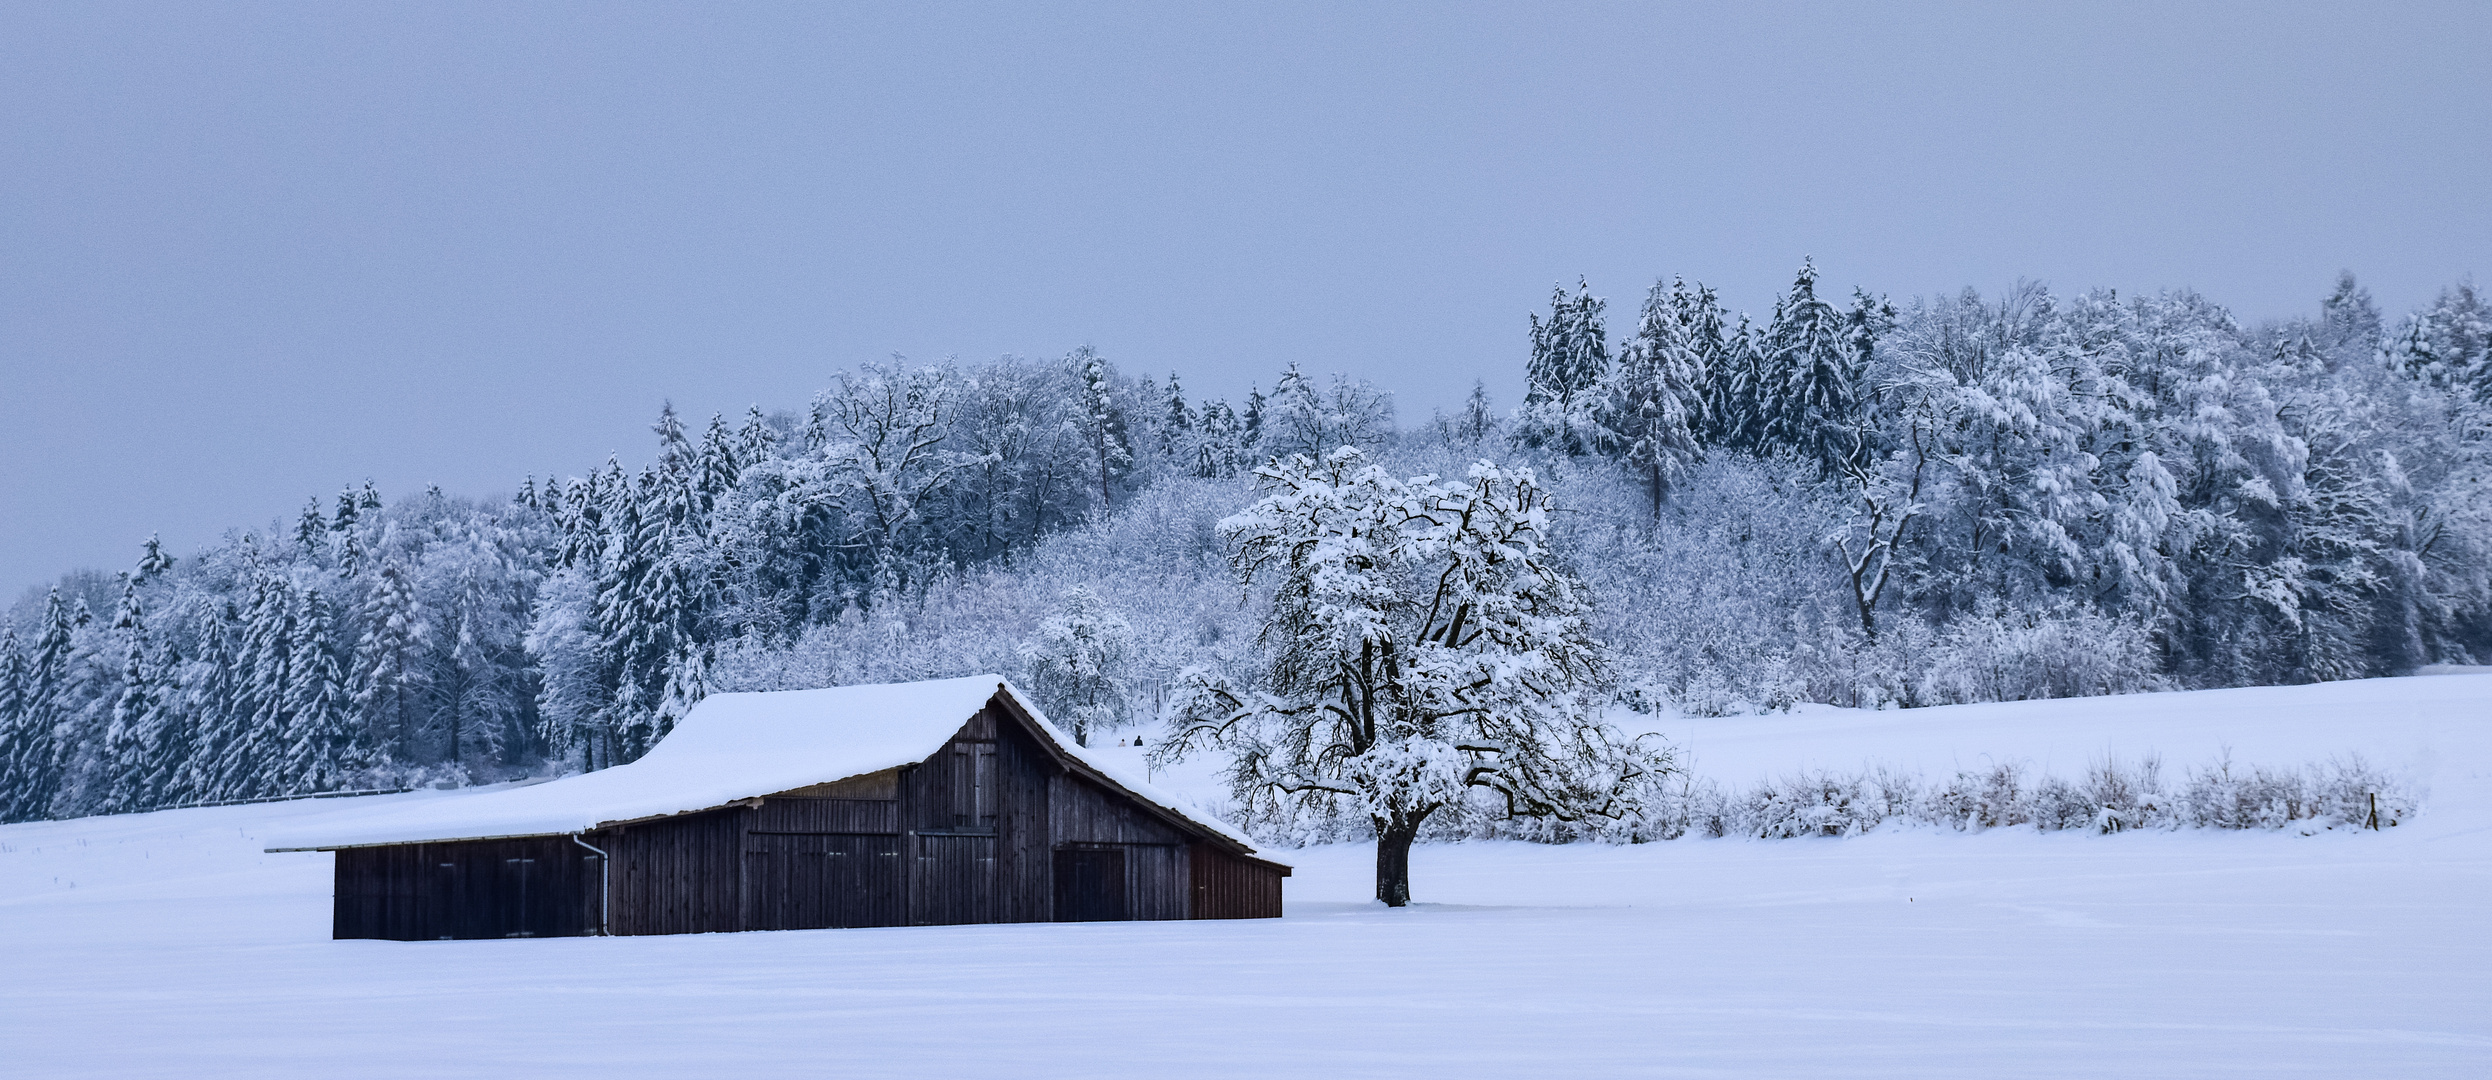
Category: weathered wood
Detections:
[
  {"x1": 754, "y1": 797, "x2": 900, "y2": 835},
  {"x1": 605, "y1": 808, "x2": 743, "y2": 936},
  {"x1": 771, "y1": 770, "x2": 899, "y2": 799},
  {"x1": 744, "y1": 832, "x2": 904, "y2": 930},
  {"x1": 1189, "y1": 844, "x2": 1287, "y2": 920},
  {"x1": 332, "y1": 836, "x2": 593, "y2": 940}
]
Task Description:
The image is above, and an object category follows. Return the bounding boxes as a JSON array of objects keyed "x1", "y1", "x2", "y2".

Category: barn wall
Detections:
[
  {"x1": 333, "y1": 836, "x2": 595, "y2": 941},
  {"x1": 605, "y1": 808, "x2": 744, "y2": 936},
  {"x1": 992, "y1": 712, "x2": 1056, "y2": 922},
  {"x1": 754, "y1": 797, "x2": 899, "y2": 834},
  {"x1": 1048, "y1": 773, "x2": 1190, "y2": 920},
  {"x1": 895, "y1": 705, "x2": 1057, "y2": 924},
  {"x1": 1050, "y1": 774, "x2": 1188, "y2": 845},
  {"x1": 1190, "y1": 846, "x2": 1287, "y2": 920}
]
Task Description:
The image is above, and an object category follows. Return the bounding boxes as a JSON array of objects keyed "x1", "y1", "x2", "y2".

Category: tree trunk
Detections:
[{"x1": 1374, "y1": 807, "x2": 1434, "y2": 907}]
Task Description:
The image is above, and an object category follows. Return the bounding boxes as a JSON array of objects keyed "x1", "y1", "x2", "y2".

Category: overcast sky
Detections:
[{"x1": 4, "y1": 2, "x2": 2486, "y2": 598}]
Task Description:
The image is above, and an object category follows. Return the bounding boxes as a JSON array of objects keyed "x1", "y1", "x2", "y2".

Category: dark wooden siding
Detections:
[
  {"x1": 1047, "y1": 774, "x2": 1190, "y2": 920},
  {"x1": 991, "y1": 713, "x2": 1055, "y2": 922},
  {"x1": 333, "y1": 836, "x2": 595, "y2": 941},
  {"x1": 1050, "y1": 774, "x2": 1188, "y2": 845},
  {"x1": 605, "y1": 808, "x2": 744, "y2": 936},
  {"x1": 743, "y1": 832, "x2": 903, "y2": 930},
  {"x1": 754, "y1": 797, "x2": 899, "y2": 834},
  {"x1": 1190, "y1": 845, "x2": 1287, "y2": 919},
  {"x1": 909, "y1": 833, "x2": 996, "y2": 925}
]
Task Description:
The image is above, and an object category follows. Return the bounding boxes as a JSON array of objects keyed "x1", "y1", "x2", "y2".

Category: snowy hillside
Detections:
[{"x1": 4, "y1": 674, "x2": 2487, "y2": 1078}]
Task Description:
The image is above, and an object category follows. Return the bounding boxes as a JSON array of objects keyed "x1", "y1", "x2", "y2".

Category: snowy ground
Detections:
[{"x1": 4, "y1": 675, "x2": 2487, "y2": 1078}]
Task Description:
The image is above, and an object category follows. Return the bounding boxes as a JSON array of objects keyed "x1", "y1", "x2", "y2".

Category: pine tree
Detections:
[
  {"x1": 1713, "y1": 313, "x2": 1767, "y2": 450},
  {"x1": 230, "y1": 576, "x2": 297, "y2": 799},
  {"x1": 1680, "y1": 281, "x2": 1730, "y2": 446},
  {"x1": 737, "y1": 404, "x2": 776, "y2": 466},
  {"x1": 294, "y1": 498, "x2": 329, "y2": 558},
  {"x1": 1161, "y1": 371, "x2": 1193, "y2": 460},
  {"x1": 0, "y1": 628, "x2": 32, "y2": 821},
  {"x1": 8, "y1": 590, "x2": 75, "y2": 819},
  {"x1": 1195, "y1": 399, "x2": 1241, "y2": 478},
  {"x1": 2320, "y1": 271, "x2": 2382, "y2": 356},
  {"x1": 1760, "y1": 259, "x2": 1863, "y2": 474},
  {"x1": 1243, "y1": 385, "x2": 1267, "y2": 452},
  {"x1": 283, "y1": 589, "x2": 356, "y2": 792},
  {"x1": 99, "y1": 576, "x2": 157, "y2": 813},
  {"x1": 697, "y1": 411, "x2": 740, "y2": 513},
  {"x1": 352, "y1": 561, "x2": 425, "y2": 765},
  {"x1": 1603, "y1": 278, "x2": 1707, "y2": 518},
  {"x1": 1516, "y1": 279, "x2": 1612, "y2": 455},
  {"x1": 182, "y1": 604, "x2": 244, "y2": 802},
  {"x1": 137, "y1": 634, "x2": 190, "y2": 808},
  {"x1": 594, "y1": 482, "x2": 659, "y2": 761},
  {"x1": 1455, "y1": 380, "x2": 1498, "y2": 445},
  {"x1": 1073, "y1": 347, "x2": 1134, "y2": 511}
]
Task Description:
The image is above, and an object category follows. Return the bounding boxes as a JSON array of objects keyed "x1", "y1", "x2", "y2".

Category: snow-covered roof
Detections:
[{"x1": 265, "y1": 675, "x2": 1268, "y2": 858}]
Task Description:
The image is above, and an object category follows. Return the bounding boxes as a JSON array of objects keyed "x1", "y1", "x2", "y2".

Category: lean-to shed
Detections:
[{"x1": 266, "y1": 676, "x2": 1288, "y2": 939}]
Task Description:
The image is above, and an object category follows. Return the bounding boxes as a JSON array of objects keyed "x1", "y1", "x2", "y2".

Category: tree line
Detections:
[{"x1": 2, "y1": 266, "x2": 2486, "y2": 824}]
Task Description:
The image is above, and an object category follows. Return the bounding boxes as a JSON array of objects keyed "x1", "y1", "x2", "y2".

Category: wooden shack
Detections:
[{"x1": 267, "y1": 677, "x2": 1287, "y2": 939}]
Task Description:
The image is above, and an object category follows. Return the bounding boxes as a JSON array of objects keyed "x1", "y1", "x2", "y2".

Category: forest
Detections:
[{"x1": 2, "y1": 267, "x2": 2486, "y2": 831}]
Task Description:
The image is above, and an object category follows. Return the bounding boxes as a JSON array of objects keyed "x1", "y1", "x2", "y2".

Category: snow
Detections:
[
  {"x1": 6, "y1": 673, "x2": 2487, "y2": 1078},
  {"x1": 262, "y1": 675, "x2": 1263, "y2": 855},
  {"x1": 1661, "y1": 674, "x2": 2488, "y2": 822}
]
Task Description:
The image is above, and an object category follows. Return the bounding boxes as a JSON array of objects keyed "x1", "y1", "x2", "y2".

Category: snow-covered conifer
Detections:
[
  {"x1": 1073, "y1": 346, "x2": 1134, "y2": 511},
  {"x1": 351, "y1": 561, "x2": 425, "y2": 763},
  {"x1": 1514, "y1": 279, "x2": 1612, "y2": 455},
  {"x1": 283, "y1": 589, "x2": 355, "y2": 792},
  {"x1": 1160, "y1": 371, "x2": 1193, "y2": 460},
  {"x1": 1602, "y1": 278, "x2": 1707, "y2": 517},
  {"x1": 0, "y1": 628, "x2": 35, "y2": 821},
  {"x1": 1762, "y1": 259, "x2": 1863, "y2": 474}
]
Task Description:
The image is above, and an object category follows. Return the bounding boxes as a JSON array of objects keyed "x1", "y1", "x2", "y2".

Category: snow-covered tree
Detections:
[
  {"x1": 351, "y1": 561, "x2": 426, "y2": 763},
  {"x1": 1761, "y1": 259, "x2": 1865, "y2": 474},
  {"x1": 1514, "y1": 279, "x2": 1612, "y2": 455},
  {"x1": 1016, "y1": 586, "x2": 1137, "y2": 747},
  {"x1": 282, "y1": 588, "x2": 356, "y2": 792},
  {"x1": 0, "y1": 628, "x2": 33, "y2": 821},
  {"x1": 1260, "y1": 364, "x2": 1395, "y2": 459},
  {"x1": 1073, "y1": 346, "x2": 1135, "y2": 511},
  {"x1": 1160, "y1": 448, "x2": 1670, "y2": 905},
  {"x1": 4, "y1": 591, "x2": 76, "y2": 818},
  {"x1": 1602, "y1": 278, "x2": 1707, "y2": 518}
]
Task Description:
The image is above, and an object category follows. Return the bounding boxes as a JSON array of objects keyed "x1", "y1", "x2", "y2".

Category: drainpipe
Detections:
[{"x1": 570, "y1": 833, "x2": 611, "y2": 936}]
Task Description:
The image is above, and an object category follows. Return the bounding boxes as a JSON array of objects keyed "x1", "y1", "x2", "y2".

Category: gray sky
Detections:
[{"x1": 4, "y1": 2, "x2": 2486, "y2": 597}]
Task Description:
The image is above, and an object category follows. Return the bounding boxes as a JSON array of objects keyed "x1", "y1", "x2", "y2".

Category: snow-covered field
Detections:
[{"x1": 5, "y1": 675, "x2": 2487, "y2": 1078}]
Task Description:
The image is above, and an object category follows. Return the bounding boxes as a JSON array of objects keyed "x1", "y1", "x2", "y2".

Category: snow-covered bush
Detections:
[
  {"x1": 1917, "y1": 606, "x2": 2167, "y2": 706},
  {"x1": 1284, "y1": 752, "x2": 2415, "y2": 846},
  {"x1": 2176, "y1": 754, "x2": 2410, "y2": 831}
]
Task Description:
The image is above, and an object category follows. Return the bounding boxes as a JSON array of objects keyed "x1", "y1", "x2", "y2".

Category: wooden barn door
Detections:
[
  {"x1": 496, "y1": 854, "x2": 542, "y2": 937},
  {"x1": 746, "y1": 833, "x2": 904, "y2": 930},
  {"x1": 1053, "y1": 846, "x2": 1128, "y2": 922},
  {"x1": 910, "y1": 834, "x2": 996, "y2": 925}
]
